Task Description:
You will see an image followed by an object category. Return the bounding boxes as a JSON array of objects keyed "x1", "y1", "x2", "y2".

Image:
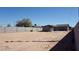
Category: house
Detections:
[
  {"x1": 54, "y1": 24, "x2": 70, "y2": 31},
  {"x1": 42, "y1": 24, "x2": 71, "y2": 32},
  {"x1": 42, "y1": 25, "x2": 54, "y2": 32}
]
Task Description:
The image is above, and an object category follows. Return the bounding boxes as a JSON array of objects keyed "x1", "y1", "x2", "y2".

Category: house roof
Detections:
[
  {"x1": 43, "y1": 25, "x2": 54, "y2": 27},
  {"x1": 55, "y1": 24, "x2": 69, "y2": 27},
  {"x1": 42, "y1": 24, "x2": 70, "y2": 28}
]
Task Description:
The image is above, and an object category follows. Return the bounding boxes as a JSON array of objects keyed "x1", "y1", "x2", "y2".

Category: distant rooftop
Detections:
[{"x1": 55, "y1": 24, "x2": 70, "y2": 27}]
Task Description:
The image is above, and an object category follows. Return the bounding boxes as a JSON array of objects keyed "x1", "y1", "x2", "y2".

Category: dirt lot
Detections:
[{"x1": 0, "y1": 31, "x2": 69, "y2": 51}]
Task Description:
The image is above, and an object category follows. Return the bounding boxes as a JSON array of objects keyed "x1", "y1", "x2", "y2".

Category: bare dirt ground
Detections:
[{"x1": 0, "y1": 31, "x2": 69, "y2": 51}]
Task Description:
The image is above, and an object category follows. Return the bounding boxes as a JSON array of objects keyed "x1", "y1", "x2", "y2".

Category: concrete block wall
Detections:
[
  {"x1": 0, "y1": 27, "x2": 42, "y2": 33},
  {"x1": 5, "y1": 27, "x2": 17, "y2": 32},
  {"x1": 0, "y1": 27, "x2": 5, "y2": 32}
]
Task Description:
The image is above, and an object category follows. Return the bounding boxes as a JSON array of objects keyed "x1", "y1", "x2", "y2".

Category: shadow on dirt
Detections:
[{"x1": 49, "y1": 30, "x2": 76, "y2": 51}]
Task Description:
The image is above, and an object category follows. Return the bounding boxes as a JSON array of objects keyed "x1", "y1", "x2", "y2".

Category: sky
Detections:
[{"x1": 0, "y1": 7, "x2": 78, "y2": 27}]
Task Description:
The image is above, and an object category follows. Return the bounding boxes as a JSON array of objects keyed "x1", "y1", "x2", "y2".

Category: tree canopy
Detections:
[{"x1": 16, "y1": 18, "x2": 32, "y2": 27}]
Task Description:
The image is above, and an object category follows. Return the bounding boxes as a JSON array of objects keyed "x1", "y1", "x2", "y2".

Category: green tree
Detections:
[
  {"x1": 7, "y1": 24, "x2": 11, "y2": 27},
  {"x1": 34, "y1": 24, "x2": 37, "y2": 27},
  {"x1": 16, "y1": 18, "x2": 32, "y2": 27}
]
